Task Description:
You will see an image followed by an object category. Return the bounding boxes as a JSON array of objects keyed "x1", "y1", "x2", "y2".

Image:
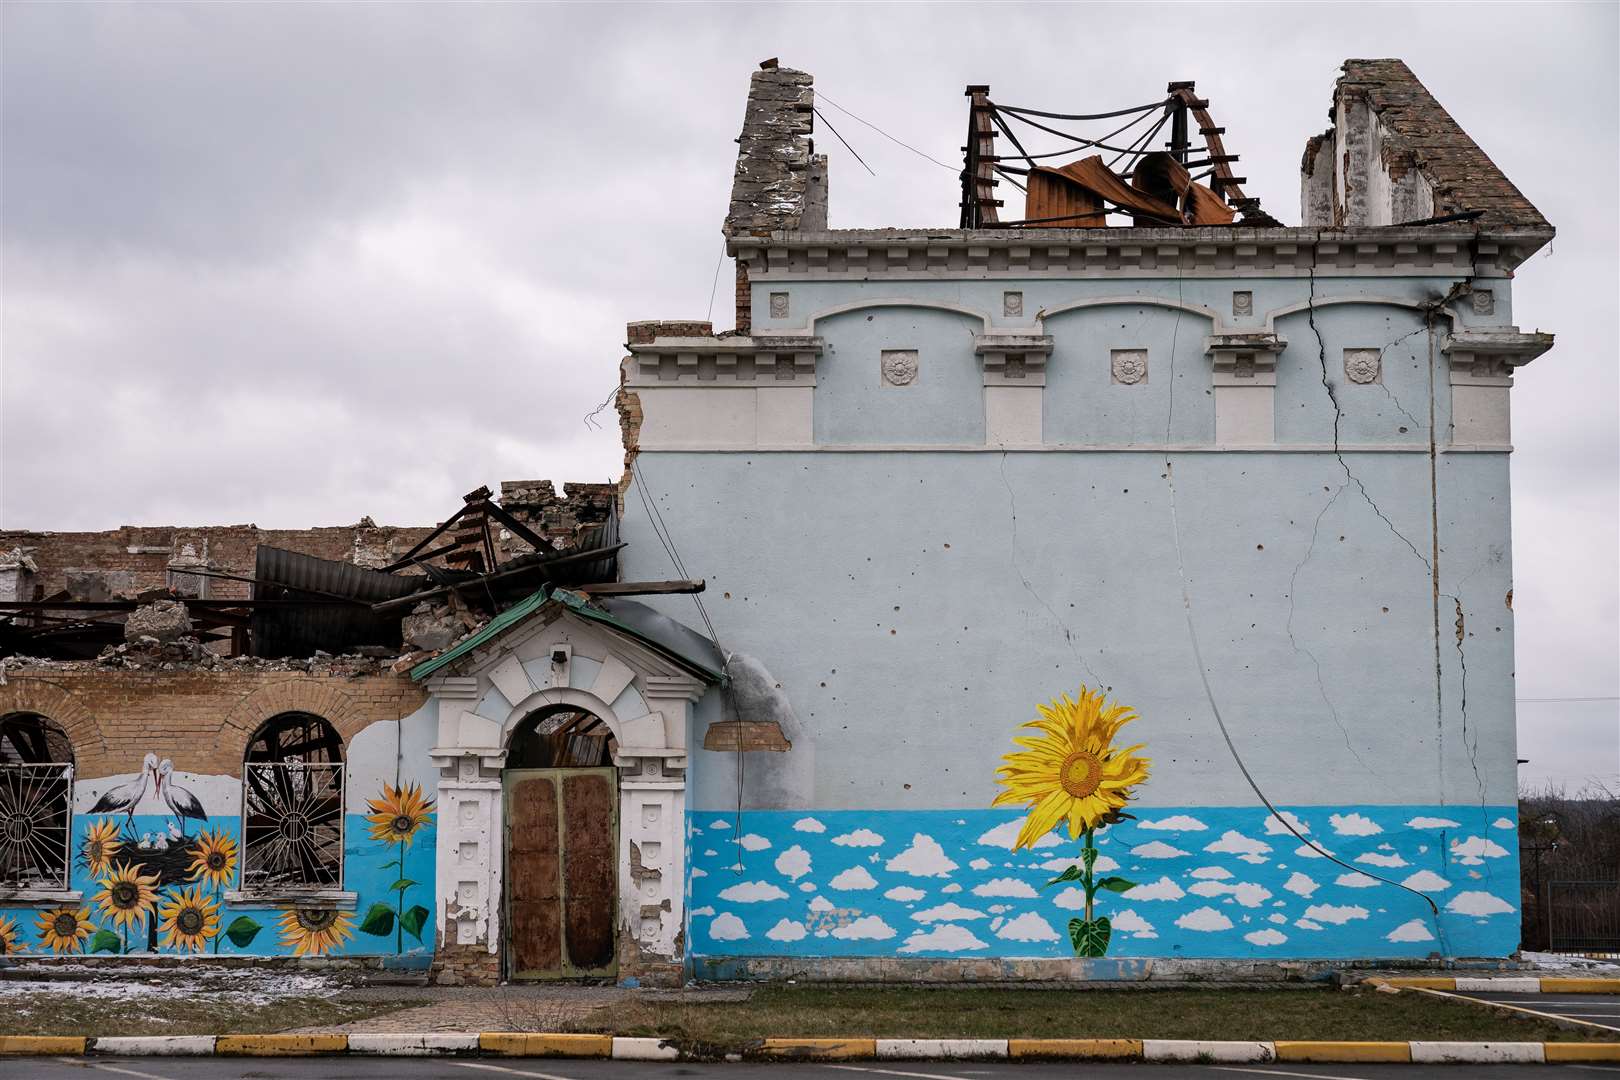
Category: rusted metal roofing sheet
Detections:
[{"x1": 250, "y1": 546, "x2": 418, "y2": 658}]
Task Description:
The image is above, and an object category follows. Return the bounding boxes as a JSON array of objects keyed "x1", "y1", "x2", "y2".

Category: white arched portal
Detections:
[{"x1": 424, "y1": 603, "x2": 709, "y2": 985}]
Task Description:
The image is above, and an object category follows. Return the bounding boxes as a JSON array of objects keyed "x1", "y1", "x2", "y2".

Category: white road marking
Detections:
[
  {"x1": 827, "y1": 1064, "x2": 978, "y2": 1080},
  {"x1": 1211, "y1": 1068, "x2": 1372, "y2": 1080},
  {"x1": 447, "y1": 1062, "x2": 579, "y2": 1080},
  {"x1": 53, "y1": 1061, "x2": 177, "y2": 1080}
]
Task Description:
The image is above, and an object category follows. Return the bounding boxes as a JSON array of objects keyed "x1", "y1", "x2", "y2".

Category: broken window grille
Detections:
[
  {"x1": 241, "y1": 713, "x2": 344, "y2": 891},
  {"x1": 0, "y1": 713, "x2": 74, "y2": 891}
]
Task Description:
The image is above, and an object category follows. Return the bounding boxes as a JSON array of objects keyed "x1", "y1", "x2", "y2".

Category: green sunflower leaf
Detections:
[
  {"x1": 400, "y1": 904, "x2": 430, "y2": 943},
  {"x1": 385, "y1": 878, "x2": 418, "y2": 893},
  {"x1": 1067, "y1": 915, "x2": 1112, "y2": 958},
  {"x1": 1081, "y1": 847, "x2": 1098, "y2": 872},
  {"x1": 378, "y1": 859, "x2": 402, "y2": 871},
  {"x1": 89, "y1": 928, "x2": 121, "y2": 954},
  {"x1": 358, "y1": 902, "x2": 395, "y2": 937},
  {"x1": 224, "y1": 915, "x2": 262, "y2": 948},
  {"x1": 1044, "y1": 865, "x2": 1085, "y2": 888},
  {"x1": 1095, "y1": 876, "x2": 1137, "y2": 894}
]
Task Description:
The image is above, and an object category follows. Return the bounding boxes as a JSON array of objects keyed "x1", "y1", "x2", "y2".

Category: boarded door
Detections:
[{"x1": 504, "y1": 767, "x2": 617, "y2": 979}]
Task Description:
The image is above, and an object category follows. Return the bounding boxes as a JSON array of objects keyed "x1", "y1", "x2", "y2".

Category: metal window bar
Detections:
[
  {"x1": 240, "y1": 761, "x2": 344, "y2": 891},
  {"x1": 0, "y1": 762, "x2": 73, "y2": 890}
]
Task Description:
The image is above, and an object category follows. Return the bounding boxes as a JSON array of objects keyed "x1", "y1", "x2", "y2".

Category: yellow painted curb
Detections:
[
  {"x1": 1375, "y1": 977, "x2": 1456, "y2": 990},
  {"x1": 0, "y1": 1036, "x2": 87, "y2": 1056},
  {"x1": 1008, "y1": 1038, "x2": 1141, "y2": 1060},
  {"x1": 479, "y1": 1033, "x2": 613, "y2": 1057},
  {"x1": 1541, "y1": 978, "x2": 1620, "y2": 995},
  {"x1": 755, "y1": 1038, "x2": 877, "y2": 1060},
  {"x1": 1545, "y1": 1043, "x2": 1620, "y2": 1062},
  {"x1": 1275, "y1": 1041, "x2": 1412, "y2": 1062},
  {"x1": 216, "y1": 1034, "x2": 348, "y2": 1056}
]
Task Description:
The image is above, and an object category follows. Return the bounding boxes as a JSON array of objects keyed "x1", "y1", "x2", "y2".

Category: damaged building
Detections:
[{"x1": 1, "y1": 58, "x2": 1551, "y2": 982}]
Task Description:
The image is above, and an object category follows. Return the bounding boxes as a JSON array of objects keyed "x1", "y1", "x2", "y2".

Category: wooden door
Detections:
[{"x1": 504, "y1": 767, "x2": 617, "y2": 979}]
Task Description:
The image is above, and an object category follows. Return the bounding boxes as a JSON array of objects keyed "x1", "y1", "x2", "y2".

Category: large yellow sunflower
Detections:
[
  {"x1": 158, "y1": 885, "x2": 220, "y2": 953},
  {"x1": 365, "y1": 781, "x2": 435, "y2": 847},
  {"x1": 185, "y1": 828, "x2": 238, "y2": 890},
  {"x1": 277, "y1": 908, "x2": 354, "y2": 957},
  {"x1": 36, "y1": 906, "x2": 95, "y2": 954},
  {"x1": 81, "y1": 819, "x2": 123, "y2": 878},
  {"x1": 94, "y1": 861, "x2": 160, "y2": 933},
  {"x1": 0, "y1": 914, "x2": 19, "y2": 956},
  {"x1": 992, "y1": 686, "x2": 1150, "y2": 849}
]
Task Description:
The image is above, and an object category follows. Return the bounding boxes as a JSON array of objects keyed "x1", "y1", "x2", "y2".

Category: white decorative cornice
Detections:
[
  {"x1": 626, "y1": 334, "x2": 824, "y2": 387},
  {"x1": 731, "y1": 226, "x2": 1548, "y2": 278},
  {"x1": 1205, "y1": 330, "x2": 1287, "y2": 381},
  {"x1": 1443, "y1": 328, "x2": 1555, "y2": 384},
  {"x1": 975, "y1": 332, "x2": 1052, "y2": 387}
]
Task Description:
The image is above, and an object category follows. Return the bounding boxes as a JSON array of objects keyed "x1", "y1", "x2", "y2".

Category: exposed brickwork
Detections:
[
  {"x1": 1336, "y1": 59, "x2": 1550, "y2": 229},
  {"x1": 0, "y1": 667, "x2": 425, "y2": 780},
  {"x1": 430, "y1": 941, "x2": 501, "y2": 986},
  {"x1": 723, "y1": 64, "x2": 815, "y2": 238},
  {"x1": 735, "y1": 262, "x2": 751, "y2": 335},
  {"x1": 495, "y1": 481, "x2": 616, "y2": 560},
  {"x1": 626, "y1": 320, "x2": 714, "y2": 345}
]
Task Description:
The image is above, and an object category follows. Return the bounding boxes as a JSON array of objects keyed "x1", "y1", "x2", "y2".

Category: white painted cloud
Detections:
[
  {"x1": 709, "y1": 913, "x2": 748, "y2": 940},
  {"x1": 829, "y1": 866, "x2": 878, "y2": 891},
  {"x1": 1036, "y1": 854, "x2": 1119, "y2": 873},
  {"x1": 691, "y1": 867, "x2": 707, "y2": 878},
  {"x1": 996, "y1": 911, "x2": 1061, "y2": 942},
  {"x1": 708, "y1": 820, "x2": 731, "y2": 830},
  {"x1": 1334, "y1": 872, "x2": 1380, "y2": 889},
  {"x1": 1051, "y1": 886, "x2": 1086, "y2": 910},
  {"x1": 1284, "y1": 871, "x2": 1320, "y2": 898},
  {"x1": 913, "y1": 903, "x2": 986, "y2": 923},
  {"x1": 719, "y1": 881, "x2": 788, "y2": 903},
  {"x1": 740, "y1": 833, "x2": 771, "y2": 852},
  {"x1": 1400, "y1": 869, "x2": 1452, "y2": 892},
  {"x1": 1264, "y1": 811, "x2": 1311, "y2": 835},
  {"x1": 898, "y1": 923, "x2": 988, "y2": 953},
  {"x1": 886, "y1": 833, "x2": 959, "y2": 877},
  {"x1": 1244, "y1": 928, "x2": 1287, "y2": 946},
  {"x1": 1189, "y1": 881, "x2": 1273, "y2": 907},
  {"x1": 1190, "y1": 866, "x2": 1234, "y2": 880},
  {"x1": 1329, "y1": 812, "x2": 1382, "y2": 836},
  {"x1": 1355, "y1": 851, "x2": 1408, "y2": 868},
  {"x1": 1203, "y1": 831, "x2": 1273, "y2": 860},
  {"x1": 1268, "y1": 913, "x2": 1287, "y2": 924},
  {"x1": 808, "y1": 896, "x2": 835, "y2": 912},
  {"x1": 1294, "y1": 918, "x2": 1324, "y2": 930},
  {"x1": 1111, "y1": 909, "x2": 1157, "y2": 937},
  {"x1": 765, "y1": 918, "x2": 807, "y2": 942},
  {"x1": 1138, "y1": 814, "x2": 1208, "y2": 832},
  {"x1": 1131, "y1": 840, "x2": 1190, "y2": 859},
  {"x1": 976, "y1": 819, "x2": 1061, "y2": 849},
  {"x1": 883, "y1": 885, "x2": 926, "y2": 902},
  {"x1": 690, "y1": 906, "x2": 714, "y2": 917},
  {"x1": 1386, "y1": 918, "x2": 1436, "y2": 942},
  {"x1": 831, "y1": 915, "x2": 896, "y2": 940},
  {"x1": 1446, "y1": 891, "x2": 1515, "y2": 917},
  {"x1": 832, "y1": 828, "x2": 884, "y2": 848},
  {"x1": 969, "y1": 857, "x2": 991, "y2": 870},
  {"x1": 1405, "y1": 816, "x2": 1462, "y2": 829},
  {"x1": 942, "y1": 883, "x2": 962, "y2": 894},
  {"x1": 1124, "y1": 876, "x2": 1185, "y2": 901},
  {"x1": 1303, "y1": 903, "x2": 1370, "y2": 925},
  {"x1": 774, "y1": 845, "x2": 812, "y2": 881},
  {"x1": 1175, "y1": 906, "x2": 1234, "y2": 932},
  {"x1": 1294, "y1": 844, "x2": 1331, "y2": 859},
  {"x1": 793, "y1": 817, "x2": 826, "y2": 833},
  {"x1": 1450, "y1": 836, "x2": 1510, "y2": 864},
  {"x1": 800, "y1": 882, "x2": 817, "y2": 892},
  {"x1": 971, "y1": 877, "x2": 1038, "y2": 899},
  {"x1": 1492, "y1": 817, "x2": 1515, "y2": 830}
]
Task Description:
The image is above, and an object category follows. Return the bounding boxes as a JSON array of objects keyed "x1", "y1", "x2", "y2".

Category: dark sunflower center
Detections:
[
  {"x1": 206, "y1": 852, "x2": 226, "y2": 871},
  {"x1": 111, "y1": 882, "x2": 138, "y2": 907},
  {"x1": 53, "y1": 913, "x2": 77, "y2": 936},
  {"x1": 297, "y1": 909, "x2": 336, "y2": 931},
  {"x1": 177, "y1": 908, "x2": 204, "y2": 934},
  {"x1": 392, "y1": 815, "x2": 413, "y2": 834}
]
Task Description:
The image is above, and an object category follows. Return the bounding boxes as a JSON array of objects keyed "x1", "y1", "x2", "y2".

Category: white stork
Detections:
[
  {"x1": 87, "y1": 752, "x2": 157, "y2": 830},
  {"x1": 154, "y1": 758, "x2": 208, "y2": 835}
]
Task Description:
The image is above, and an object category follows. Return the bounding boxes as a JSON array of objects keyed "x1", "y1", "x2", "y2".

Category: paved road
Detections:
[
  {"x1": 13, "y1": 1059, "x2": 1617, "y2": 1080},
  {"x1": 1457, "y1": 992, "x2": 1620, "y2": 1033}
]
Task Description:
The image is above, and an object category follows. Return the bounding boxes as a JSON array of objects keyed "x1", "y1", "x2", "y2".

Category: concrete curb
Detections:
[
  {"x1": 0, "y1": 1032, "x2": 1615, "y2": 1063},
  {"x1": 1376, "y1": 976, "x2": 1619, "y2": 993}
]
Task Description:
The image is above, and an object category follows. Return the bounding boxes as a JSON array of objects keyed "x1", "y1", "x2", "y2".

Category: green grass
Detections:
[
  {"x1": 591, "y1": 985, "x2": 1612, "y2": 1043},
  {"x1": 0, "y1": 993, "x2": 409, "y2": 1038}
]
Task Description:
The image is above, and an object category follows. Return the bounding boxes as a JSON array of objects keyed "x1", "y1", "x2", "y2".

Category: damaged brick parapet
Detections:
[
  {"x1": 494, "y1": 481, "x2": 616, "y2": 560},
  {"x1": 723, "y1": 62, "x2": 815, "y2": 240}
]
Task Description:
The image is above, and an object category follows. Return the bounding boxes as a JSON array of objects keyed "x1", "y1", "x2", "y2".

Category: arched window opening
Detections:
[
  {"x1": 242, "y1": 712, "x2": 343, "y2": 892},
  {"x1": 0, "y1": 713, "x2": 74, "y2": 890},
  {"x1": 507, "y1": 705, "x2": 615, "y2": 769}
]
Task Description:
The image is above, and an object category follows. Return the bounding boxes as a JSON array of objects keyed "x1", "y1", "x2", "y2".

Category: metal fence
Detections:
[
  {"x1": 241, "y1": 761, "x2": 344, "y2": 890},
  {"x1": 0, "y1": 762, "x2": 73, "y2": 889},
  {"x1": 1547, "y1": 879, "x2": 1620, "y2": 952}
]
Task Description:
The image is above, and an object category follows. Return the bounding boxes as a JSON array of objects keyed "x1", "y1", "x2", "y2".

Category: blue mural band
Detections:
[{"x1": 687, "y1": 806, "x2": 1518, "y2": 960}]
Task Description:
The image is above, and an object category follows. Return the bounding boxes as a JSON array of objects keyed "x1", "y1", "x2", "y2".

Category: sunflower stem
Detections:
[{"x1": 1081, "y1": 828, "x2": 1097, "y2": 922}]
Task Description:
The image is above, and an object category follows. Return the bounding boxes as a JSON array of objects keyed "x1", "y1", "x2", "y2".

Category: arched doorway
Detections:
[{"x1": 503, "y1": 705, "x2": 617, "y2": 979}]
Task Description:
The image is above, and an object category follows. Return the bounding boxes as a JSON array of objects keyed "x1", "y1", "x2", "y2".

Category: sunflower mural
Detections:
[
  {"x1": 35, "y1": 906, "x2": 97, "y2": 954},
  {"x1": 277, "y1": 907, "x2": 354, "y2": 957},
  {"x1": 359, "y1": 781, "x2": 435, "y2": 952},
  {"x1": 80, "y1": 818, "x2": 123, "y2": 878},
  {"x1": 158, "y1": 885, "x2": 221, "y2": 953},
  {"x1": 94, "y1": 860, "x2": 161, "y2": 950},
  {"x1": 0, "y1": 914, "x2": 19, "y2": 956},
  {"x1": 993, "y1": 685, "x2": 1150, "y2": 957}
]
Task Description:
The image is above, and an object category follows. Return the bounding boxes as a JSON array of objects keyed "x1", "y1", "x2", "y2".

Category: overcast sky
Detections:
[{"x1": 2, "y1": 2, "x2": 1615, "y2": 791}]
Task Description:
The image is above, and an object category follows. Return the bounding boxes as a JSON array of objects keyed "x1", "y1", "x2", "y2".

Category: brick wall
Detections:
[{"x1": 0, "y1": 666, "x2": 426, "y2": 780}]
